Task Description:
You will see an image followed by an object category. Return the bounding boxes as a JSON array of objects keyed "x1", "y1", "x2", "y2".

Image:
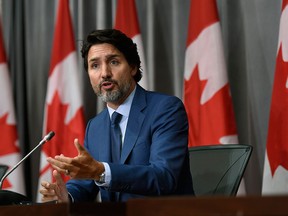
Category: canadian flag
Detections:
[
  {"x1": 183, "y1": 0, "x2": 238, "y2": 147},
  {"x1": 37, "y1": 0, "x2": 85, "y2": 201},
  {"x1": 0, "y1": 20, "x2": 25, "y2": 194},
  {"x1": 262, "y1": 0, "x2": 288, "y2": 194},
  {"x1": 114, "y1": 0, "x2": 148, "y2": 90}
]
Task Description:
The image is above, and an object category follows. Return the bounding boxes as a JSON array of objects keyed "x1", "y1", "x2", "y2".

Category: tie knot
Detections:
[{"x1": 111, "y1": 112, "x2": 122, "y2": 125}]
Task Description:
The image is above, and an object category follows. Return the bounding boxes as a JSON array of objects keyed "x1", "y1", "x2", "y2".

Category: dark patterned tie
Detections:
[{"x1": 111, "y1": 112, "x2": 123, "y2": 163}]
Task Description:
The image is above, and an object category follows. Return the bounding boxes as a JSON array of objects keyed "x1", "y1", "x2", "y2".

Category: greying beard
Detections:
[{"x1": 96, "y1": 80, "x2": 132, "y2": 103}]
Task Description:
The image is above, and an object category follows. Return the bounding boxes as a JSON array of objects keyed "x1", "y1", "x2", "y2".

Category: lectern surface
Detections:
[{"x1": 127, "y1": 195, "x2": 288, "y2": 216}]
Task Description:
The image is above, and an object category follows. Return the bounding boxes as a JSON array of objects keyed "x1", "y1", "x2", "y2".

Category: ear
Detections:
[{"x1": 130, "y1": 65, "x2": 137, "y2": 76}]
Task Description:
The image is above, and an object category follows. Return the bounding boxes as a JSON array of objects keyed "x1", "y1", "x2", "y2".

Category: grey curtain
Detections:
[{"x1": 0, "y1": 0, "x2": 282, "y2": 201}]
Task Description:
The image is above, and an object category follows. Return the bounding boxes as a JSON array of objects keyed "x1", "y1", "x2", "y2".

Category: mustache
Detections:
[{"x1": 99, "y1": 79, "x2": 118, "y2": 87}]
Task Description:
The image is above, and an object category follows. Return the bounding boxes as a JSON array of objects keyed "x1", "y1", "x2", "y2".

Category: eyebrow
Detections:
[{"x1": 88, "y1": 54, "x2": 122, "y2": 64}]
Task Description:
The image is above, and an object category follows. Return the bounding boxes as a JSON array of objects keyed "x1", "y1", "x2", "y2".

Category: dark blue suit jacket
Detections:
[{"x1": 67, "y1": 85, "x2": 194, "y2": 202}]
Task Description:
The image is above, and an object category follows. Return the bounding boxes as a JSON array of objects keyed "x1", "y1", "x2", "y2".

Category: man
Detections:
[{"x1": 40, "y1": 29, "x2": 194, "y2": 202}]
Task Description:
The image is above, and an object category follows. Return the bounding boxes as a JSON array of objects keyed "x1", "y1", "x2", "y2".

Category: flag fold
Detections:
[{"x1": 37, "y1": 0, "x2": 85, "y2": 202}]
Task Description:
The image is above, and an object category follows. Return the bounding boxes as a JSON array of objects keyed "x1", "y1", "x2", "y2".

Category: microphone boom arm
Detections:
[{"x1": 0, "y1": 131, "x2": 55, "y2": 189}]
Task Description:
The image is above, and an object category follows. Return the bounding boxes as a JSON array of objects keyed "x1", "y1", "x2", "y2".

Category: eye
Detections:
[
  {"x1": 90, "y1": 63, "x2": 99, "y2": 69},
  {"x1": 110, "y1": 59, "x2": 120, "y2": 66}
]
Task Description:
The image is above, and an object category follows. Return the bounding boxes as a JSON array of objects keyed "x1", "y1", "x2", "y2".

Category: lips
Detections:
[{"x1": 101, "y1": 81, "x2": 116, "y2": 90}]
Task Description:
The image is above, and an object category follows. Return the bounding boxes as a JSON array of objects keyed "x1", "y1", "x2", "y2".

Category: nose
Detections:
[{"x1": 101, "y1": 63, "x2": 112, "y2": 78}]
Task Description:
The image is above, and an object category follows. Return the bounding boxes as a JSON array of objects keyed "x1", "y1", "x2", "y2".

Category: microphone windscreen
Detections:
[{"x1": 46, "y1": 131, "x2": 55, "y2": 141}]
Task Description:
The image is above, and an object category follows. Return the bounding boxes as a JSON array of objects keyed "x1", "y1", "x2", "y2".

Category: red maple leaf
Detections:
[
  {"x1": 184, "y1": 65, "x2": 237, "y2": 147},
  {"x1": 0, "y1": 113, "x2": 19, "y2": 155},
  {"x1": 266, "y1": 46, "x2": 288, "y2": 176},
  {"x1": 0, "y1": 113, "x2": 19, "y2": 188},
  {"x1": 41, "y1": 91, "x2": 85, "y2": 181}
]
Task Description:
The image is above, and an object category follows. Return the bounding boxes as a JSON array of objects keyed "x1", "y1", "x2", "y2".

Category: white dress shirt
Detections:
[{"x1": 95, "y1": 86, "x2": 136, "y2": 187}]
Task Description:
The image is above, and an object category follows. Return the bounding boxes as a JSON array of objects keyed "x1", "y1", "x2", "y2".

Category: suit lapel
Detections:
[
  {"x1": 97, "y1": 109, "x2": 112, "y2": 162},
  {"x1": 121, "y1": 86, "x2": 146, "y2": 163}
]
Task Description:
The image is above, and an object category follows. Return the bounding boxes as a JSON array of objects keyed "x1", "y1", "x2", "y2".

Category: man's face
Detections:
[{"x1": 87, "y1": 43, "x2": 137, "y2": 108}]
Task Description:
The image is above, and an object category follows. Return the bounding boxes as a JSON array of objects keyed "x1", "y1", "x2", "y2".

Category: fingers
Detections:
[
  {"x1": 54, "y1": 154, "x2": 72, "y2": 163},
  {"x1": 47, "y1": 150, "x2": 75, "y2": 173},
  {"x1": 40, "y1": 183, "x2": 54, "y2": 196},
  {"x1": 40, "y1": 181, "x2": 50, "y2": 188},
  {"x1": 47, "y1": 157, "x2": 68, "y2": 175},
  {"x1": 46, "y1": 138, "x2": 88, "y2": 177},
  {"x1": 40, "y1": 180, "x2": 57, "y2": 191},
  {"x1": 46, "y1": 138, "x2": 84, "y2": 166},
  {"x1": 39, "y1": 170, "x2": 69, "y2": 203},
  {"x1": 39, "y1": 181, "x2": 58, "y2": 203},
  {"x1": 41, "y1": 194, "x2": 58, "y2": 203}
]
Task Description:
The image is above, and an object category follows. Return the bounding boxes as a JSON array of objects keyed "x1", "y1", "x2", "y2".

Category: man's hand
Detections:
[
  {"x1": 39, "y1": 170, "x2": 69, "y2": 203},
  {"x1": 47, "y1": 138, "x2": 104, "y2": 180}
]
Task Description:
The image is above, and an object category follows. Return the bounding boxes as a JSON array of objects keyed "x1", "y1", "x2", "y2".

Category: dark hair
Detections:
[{"x1": 81, "y1": 29, "x2": 142, "y2": 82}]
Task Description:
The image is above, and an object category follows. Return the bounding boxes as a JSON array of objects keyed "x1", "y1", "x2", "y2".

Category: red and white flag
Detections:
[
  {"x1": 183, "y1": 0, "x2": 238, "y2": 148},
  {"x1": 37, "y1": 0, "x2": 85, "y2": 201},
  {"x1": 262, "y1": 0, "x2": 288, "y2": 194},
  {"x1": 0, "y1": 20, "x2": 25, "y2": 194},
  {"x1": 115, "y1": 0, "x2": 148, "y2": 90}
]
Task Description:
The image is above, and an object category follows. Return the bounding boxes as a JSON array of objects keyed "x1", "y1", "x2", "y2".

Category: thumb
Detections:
[{"x1": 74, "y1": 138, "x2": 85, "y2": 155}]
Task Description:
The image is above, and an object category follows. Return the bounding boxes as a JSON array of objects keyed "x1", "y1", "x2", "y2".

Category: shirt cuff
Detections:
[{"x1": 95, "y1": 162, "x2": 111, "y2": 187}]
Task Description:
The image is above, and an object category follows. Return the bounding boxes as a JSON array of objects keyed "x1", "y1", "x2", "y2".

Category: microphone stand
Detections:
[
  {"x1": 0, "y1": 131, "x2": 55, "y2": 189},
  {"x1": 0, "y1": 131, "x2": 55, "y2": 205}
]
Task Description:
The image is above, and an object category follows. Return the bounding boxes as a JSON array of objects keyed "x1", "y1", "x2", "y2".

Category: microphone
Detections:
[{"x1": 0, "y1": 131, "x2": 55, "y2": 189}]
